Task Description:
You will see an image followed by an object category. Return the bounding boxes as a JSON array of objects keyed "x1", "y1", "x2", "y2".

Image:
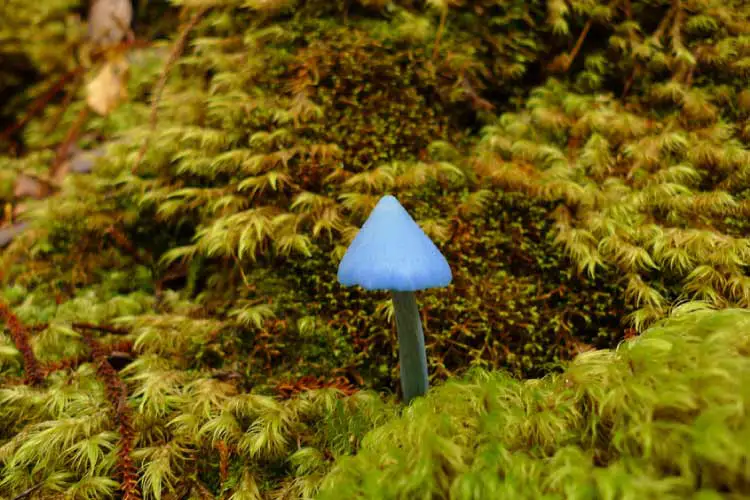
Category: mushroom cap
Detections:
[{"x1": 337, "y1": 195, "x2": 452, "y2": 291}]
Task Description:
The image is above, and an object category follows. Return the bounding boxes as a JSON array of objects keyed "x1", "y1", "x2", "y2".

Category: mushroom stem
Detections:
[{"x1": 391, "y1": 290, "x2": 429, "y2": 403}]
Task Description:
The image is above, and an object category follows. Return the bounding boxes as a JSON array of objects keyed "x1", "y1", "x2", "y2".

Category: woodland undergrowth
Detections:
[{"x1": 1, "y1": 0, "x2": 750, "y2": 498}]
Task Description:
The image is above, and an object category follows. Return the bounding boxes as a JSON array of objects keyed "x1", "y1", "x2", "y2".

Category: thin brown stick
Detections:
[
  {"x1": 561, "y1": 19, "x2": 593, "y2": 72},
  {"x1": 39, "y1": 339, "x2": 133, "y2": 377},
  {"x1": 432, "y1": 8, "x2": 448, "y2": 61},
  {"x1": 619, "y1": 0, "x2": 640, "y2": 99},
  {"x1": 0, "y1": 38, "x2": 151, "y2": 152},
  {"x1": 74, "y1": 322, "x2": 131, "y2": 334},
  {"x1": 82, "y1": 333, "x2": 141, "y2": 500},
  {"x1": 131, "y1": 7, "x2": 209, "y2": 174},
  {"x1": 621, "y1": 68, "x2": 637, "y2": 99},
  {"x1": 42, "y1": 71, "x2": 85, "y2": 135},
  {"x1": 105, "y1": 225, "x2": 152, "y2": 267},
  {"x1": 531, "y1": 285, "x2": 568, "y2": 302},
  {"x1": 10, "y1": 483, "x2": 43, "y2": 500},
  {"x1": 51, "y1": 106, "x2": 91, "y2": 181},
  {"x1": 652, "y1": 2, "x2": 677, "y2": 42},
  {"x1": 0, "y1": 67, "x2": 85, "y2": 148}
]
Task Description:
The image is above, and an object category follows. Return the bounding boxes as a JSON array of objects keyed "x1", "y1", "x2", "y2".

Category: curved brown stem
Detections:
[
  {"x1": 132, "y1": 6, "x2": 209, "y2": 174},
  {"x1": 82, "y1": 333, "x2": 142, "y2": 500},
  {"x1": 0, "y1": 67, "x2": 85, "y2": 150},
  {"x1": 562, "y1": 19, "x2": 593, "y2": 72},
  {"x1": 432, "y1": 8, "x2": 448, "y2": 61},
  {"x1": 0, "y1": 300, "x2": 42, "y2": 385}
]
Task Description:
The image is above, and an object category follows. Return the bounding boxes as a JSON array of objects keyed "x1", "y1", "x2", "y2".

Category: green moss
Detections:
[
  {"x1": 280, "y1": 191, "x2": 633, "y2": 393},
  {"x1": 318, "y1": 305, "x2": 750, "y2": 499},
  {"x1": 302, "y1": 29, "x2": 466, "y2": 173},
  {"x1": 1, "y1": 0, "x2": 750, "y2": 497}
]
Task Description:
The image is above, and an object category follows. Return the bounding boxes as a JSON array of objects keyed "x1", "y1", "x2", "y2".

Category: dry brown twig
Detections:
[
  {"x1": 131, "y1": 6, "x2": 209, "y2": 175},
  {"x1": 0, "y1": 67, "x2": 85, "y2": 150}
]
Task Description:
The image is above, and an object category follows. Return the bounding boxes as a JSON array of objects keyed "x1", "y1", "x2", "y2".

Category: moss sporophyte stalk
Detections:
[{"x1": 337, "y1": 195, "x2": 452, "y2": 403}]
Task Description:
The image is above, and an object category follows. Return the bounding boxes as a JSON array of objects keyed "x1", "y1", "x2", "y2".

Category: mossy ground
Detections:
[{"x1": 1, "y1": 0, "x2": 749, "y2": 498}]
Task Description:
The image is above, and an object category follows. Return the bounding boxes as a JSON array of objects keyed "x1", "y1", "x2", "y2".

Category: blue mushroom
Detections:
[{"x1": 338, "y1": 195, "x2": 452, "y2": 403}]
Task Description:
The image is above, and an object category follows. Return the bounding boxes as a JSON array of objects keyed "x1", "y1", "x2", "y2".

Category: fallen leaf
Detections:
[{"x1": 86, "y1": 58, "x2": 129, "y2": 115}]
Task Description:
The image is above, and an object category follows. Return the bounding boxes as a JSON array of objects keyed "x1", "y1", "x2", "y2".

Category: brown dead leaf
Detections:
[{"x1": 86, "y1": 58, "x2": 129, "y2": 116}]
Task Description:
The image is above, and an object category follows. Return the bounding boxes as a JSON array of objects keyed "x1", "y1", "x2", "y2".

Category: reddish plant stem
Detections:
[
  {"x1": 105, "y1": 225, "x2": 152, "y2": 267},
  {"x1": 562, "y1": 19, "x2": 593, "y2": 72},
  {"x1": 273, "y1": 375, "x2": 359, "y2": 399},
  {"x1": 132, "y1": 7, "x2": 209, "y2": 174},
  {"x1": 216, "y1": 440, "x2": 230, "y2": 483},
  {"x1": 51, "y1": 106, "x2": 90, "y2": 178},
  {"x1": 0, "y1": 37, "x2": 151, "y2": 150},
  {"x1": 73, "y1": 322, "x2": 131, "y2": 335},
  {"x1": 0, "y1": 300, "x2": 42, "y2": 385},
  {"x1": 82, "y1": 333, "x2": 141, "y2": 500},
  {"x1": 432, "y1": 8, "x2": 448, "y2": 61},
  {"x1": 621, "y1": 69, "x2": 636, "y2": 99},
  {"x1": 29, "y1": 322, "x2": 131, "y2": 335},
  {"x1": 0, "y1": 67, "x2": 85, "y2": 148},
  {"x1": 42, "y1": 70, "x2": 84, "y2": 135},
  {"x1": 9, "y1": 482, "x2": 43, "y2": 500}
]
